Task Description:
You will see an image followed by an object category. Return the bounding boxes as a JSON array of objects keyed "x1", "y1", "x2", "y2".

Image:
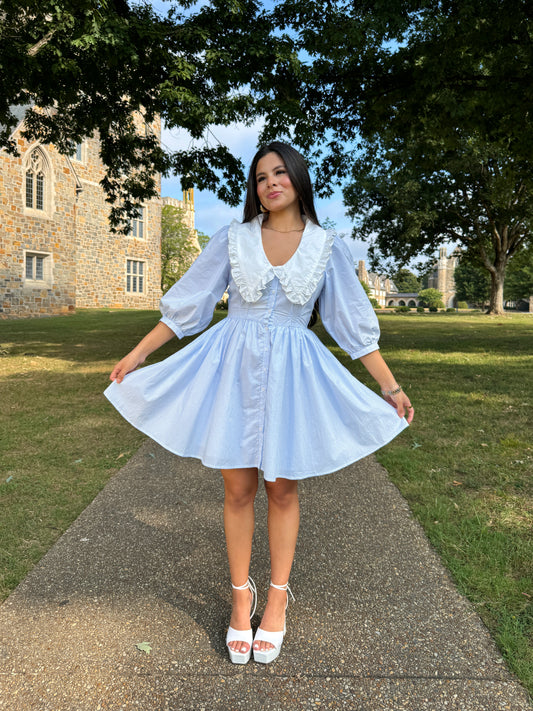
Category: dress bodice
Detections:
[{"x1": 226, "y1": 274, "x2": 323, "y2": 330}]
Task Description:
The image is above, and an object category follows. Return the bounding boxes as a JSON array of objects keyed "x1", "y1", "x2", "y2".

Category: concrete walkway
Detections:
[{"x1": 0, "y1": 442, "x2": 531, "y2": 710}]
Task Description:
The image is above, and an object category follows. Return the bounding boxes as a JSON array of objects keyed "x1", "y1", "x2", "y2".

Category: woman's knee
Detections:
[
  {"x1": 264, "y1": 478, "x2": 299, "y2": 508},
  {"x1": 222, "y1": 468, "x2": 258, "y2": 507}
]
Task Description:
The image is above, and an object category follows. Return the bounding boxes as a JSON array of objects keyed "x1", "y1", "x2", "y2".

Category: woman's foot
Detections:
[
  {"x1": 253, "y1": 585, "x2": 288, "y2": 653},
  {"x1": 253, "y1": 581, "x2": 294, "y2": 663},
  {"x1": 227, "y1": 584, "x2": 254, "y2": 656}
]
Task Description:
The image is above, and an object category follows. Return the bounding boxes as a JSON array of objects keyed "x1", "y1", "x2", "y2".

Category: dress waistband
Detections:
[{"x1": 225, "y1": 315, "x2": 308, "y2": 330}]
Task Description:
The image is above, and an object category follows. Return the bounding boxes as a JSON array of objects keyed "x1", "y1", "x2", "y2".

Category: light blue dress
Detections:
[{"x1": 104, "y1": 216, "x2": 408, "y2": 481}]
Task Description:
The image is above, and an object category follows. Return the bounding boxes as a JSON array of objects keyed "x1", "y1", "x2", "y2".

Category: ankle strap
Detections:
[
  {"x1": 231, "y1": 577, "x2": 257, "y2": 618},
  {"x1": 270, "y1": 580, "x2": 295, "y2": 602},
  {"x1": 232, "y1": 580, "x2": 251, "y2": 590}
]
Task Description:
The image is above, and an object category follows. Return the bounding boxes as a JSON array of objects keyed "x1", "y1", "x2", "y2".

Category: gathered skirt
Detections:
[{"x1": 104, "y1": 316, "x2": 408, "y2": 481}]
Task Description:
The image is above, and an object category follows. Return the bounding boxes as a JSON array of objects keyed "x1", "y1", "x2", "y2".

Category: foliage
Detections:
[
  {"x1": 418, "y1": 288, "x2": 444, "y2": 309},
  {"x1": 454, "y1": 257, "x2": 491, "y2": 308},
  {"x1": 0, "y1": 0, "x2": 299, "y2": 227},
  {"x1": 457, "y1": 301, "x2": 468, "y2": 310},
  {"x1": 417, "y1": 306, "x2": 425, "y2": 313},
  {"x1": 392, "y1": 268, "x2": 421, "y2": 293},
  {"x1": 359, "y1": 280, "x2": 371, "y2": 297},
  {"x1": 370, "y1": 297, "x2": 380, "y2": 309},
  {"x1": 197, "y1": 231, "x2": 211, "y2": 251},
  {"x1": 267, "y1": 0, "x2": 533, "y2": 315},
  {"x1": 505, "y1": 242, "x2": 533, "y2": 301},
  {"x1": 161, "y1": 204, "x2": 200, "y2": 292},
  {"x1": 395, "y1": 305, "x2": 410, "y2": 313}
]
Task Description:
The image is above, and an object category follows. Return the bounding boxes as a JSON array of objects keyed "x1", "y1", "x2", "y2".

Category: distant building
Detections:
[
  {"x1": 161, "y1": 191, "x2": 202, "y2": 286},
  {"x1": 162, "y1": 190, "x2": 201, "y2": 254},
  {"x1": 385, "y1": 292, "x2": 422, "y2": 308},
  {"x1": 1, "y1": 107, "x2": 162, "y2": 318},
  {"x1": 357, "y1": 247, "x2": 459, "y2": 308},
  {"x1": 162, "y1": 189, "x2": 196, "y2": 230},
  {"x1": 427, "y1": 246, "x2": 460, "y2": 307},
  {"x1": 356, "y1": 260, "x2": 398, "y2": 307}
]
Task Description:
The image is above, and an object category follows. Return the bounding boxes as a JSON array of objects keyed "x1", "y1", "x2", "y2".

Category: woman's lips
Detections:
[{"x1": 267, "y1": 191, "x2": 282, "y2": 199}]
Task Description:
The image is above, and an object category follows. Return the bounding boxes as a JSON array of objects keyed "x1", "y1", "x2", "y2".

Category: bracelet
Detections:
[{"x1": 381, "y1": 385, "x2": 402, "y2": 396}]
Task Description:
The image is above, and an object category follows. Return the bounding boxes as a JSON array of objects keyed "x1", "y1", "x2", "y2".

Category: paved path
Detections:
[{"x1": 0, "y1": 442, "x2": 531, "y2": 710}]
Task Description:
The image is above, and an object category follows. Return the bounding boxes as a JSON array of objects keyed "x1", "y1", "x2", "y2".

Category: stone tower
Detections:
[{"x1": 428, "y1": 246, "x2": 459, "y2": 307}]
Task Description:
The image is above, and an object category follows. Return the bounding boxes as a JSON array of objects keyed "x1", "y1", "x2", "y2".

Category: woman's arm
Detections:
[
  {"x1": 359, "y1": 350, "x2": 414, "y2": 423},
  {"x1": 109, "y1": 321, "x2": 175, "y2": 384}
]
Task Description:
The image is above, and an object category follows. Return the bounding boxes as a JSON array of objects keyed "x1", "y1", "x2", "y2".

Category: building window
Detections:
[
  {"x1": 24, "y1": 146, "x2": 53, "y2": 216},
  {"x1": 126, "y1": 260, "x2": 145, "y2": 293},
  {"x1": 129, "y1": 207, "x2": 145, "y2": 239},
  {"x1": 25, "y1": 149, "x2": 46, "y2": 210},
  {"x1": 24, "y1": 251, "x2": 53, "y2": 287},
  {"x1": 71, "y1": 142, "x2": 83, "y2": 162}
]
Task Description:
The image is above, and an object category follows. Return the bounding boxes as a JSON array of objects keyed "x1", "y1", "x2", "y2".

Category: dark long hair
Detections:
[
  {"x1": 243, "y1": 142, "x2": 321, "y2": 328},
  {"x1": 242, "y1": 142, "x2": 320, "y2": 226}
]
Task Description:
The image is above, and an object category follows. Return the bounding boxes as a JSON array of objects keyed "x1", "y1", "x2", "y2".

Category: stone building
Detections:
[
  {"x1": 162, "y1": 191, "x2": 201, "y2": 255},
  {"x1": 0, "y1": 107, "x2": 162, "y2": 318},
  {"x1": 162, "y1": 189, "x2": 196, "y2": 231},
  {"x1": 356, "y1": 260, "x2": 398, "y2": 307},
  {"x1": 427, "y1": 246, "x2": 460, "y2": 308}
]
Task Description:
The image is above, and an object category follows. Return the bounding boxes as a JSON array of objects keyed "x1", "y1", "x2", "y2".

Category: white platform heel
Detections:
[
  {"x1": 253, "y1": 581, "x2": 295, "y2": 664},
  {"x1": 226, "y1": 577, "x2": 257, "y2": 664}
]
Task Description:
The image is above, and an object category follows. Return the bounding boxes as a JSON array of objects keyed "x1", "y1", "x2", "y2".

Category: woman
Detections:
[{"x1": 105, "y1": 142, "x2": 414, "y2": 666}]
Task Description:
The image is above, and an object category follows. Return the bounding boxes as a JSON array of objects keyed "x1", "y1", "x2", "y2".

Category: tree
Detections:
[
  {"x1": 161, "y1": 205, "x2": 200, "y2": 292},
  {"x1": 454, "y1": 257, "x2": 491, "y2": 308},
  {"x1": 0, "y1": 0, "x2": 299, "y2": 227},
  {"x1": 392, "y1": 268, "x2": 420, "y2": 293},
  {"x1": 418, "y1": 289, "x2": 444, "y2": 309},
  {"x1": 505, "y1": 243, "x2": 533, "y2": 302},
  {"x1": 264, "y1": 0, "x2": 533, "y2": 314},
  {"x1": 197, "y1": 231, "x2": 211, "y2": 251}
]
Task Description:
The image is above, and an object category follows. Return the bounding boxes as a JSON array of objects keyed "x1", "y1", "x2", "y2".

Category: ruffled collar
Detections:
[{"x1": 228, "y1": 215, "x2": 334, "y2": 305}]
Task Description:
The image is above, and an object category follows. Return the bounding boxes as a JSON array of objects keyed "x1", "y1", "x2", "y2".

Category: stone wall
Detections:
[
  {"x1": 0, "y1": 137, "x2": 77, "y2": 317},
  {"x1": 0, "y1": 115, "x2": 161, "y2": 317},
  {"x1": 74, "y1": 131, "x2": 161, "y2": 310}
]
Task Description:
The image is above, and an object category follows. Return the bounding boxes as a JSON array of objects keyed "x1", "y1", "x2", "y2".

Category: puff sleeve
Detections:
[
  {"x1": 159, "y1": 226, "x2": 230, "y2": 338},
  {"x1": 318, "y1": 236, "x2": 380, "y2": 359}
]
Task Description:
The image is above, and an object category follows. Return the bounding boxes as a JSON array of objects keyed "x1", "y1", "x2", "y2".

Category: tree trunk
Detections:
[{"x1": 486, "y1": 262, "x2": 506, "y2": 314}]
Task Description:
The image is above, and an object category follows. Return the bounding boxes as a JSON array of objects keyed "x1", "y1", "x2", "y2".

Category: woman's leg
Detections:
[
  {"x1": 254, "y1": 477, "x2": 299, "y2": 653},
  {"x1": 221, "y1": 467, "x2": 259, "y2": 654}
]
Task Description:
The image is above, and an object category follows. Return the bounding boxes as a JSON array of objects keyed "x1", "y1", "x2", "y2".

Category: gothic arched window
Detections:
[{"x1": 25, "y1": 148, "x2": 48, "y2": 211}]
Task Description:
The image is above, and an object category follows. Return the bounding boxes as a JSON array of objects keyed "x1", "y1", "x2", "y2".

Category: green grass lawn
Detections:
[{"x1": 1, "y1": 309, "x2": 532, "y2": 692}]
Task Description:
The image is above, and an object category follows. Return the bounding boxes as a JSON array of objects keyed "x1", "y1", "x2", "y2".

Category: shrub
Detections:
[
  {"x1": 446, "y1": 307, "x2": 456, "y2": 312},
  {"x1": 417, "y1": 306, "x2": 425, "y2": 313},
  {"x1": 457, "y1": 301, "x2": 468, "y2": 309},
  {"x1": 395, "y1": 305, "x2": 411, "y2": 313},
  {"x1": 429, "y1": 305, "x2": 438, "y2": 312},
  {"x1": 370, "y1": 297, "x2": 381, "y2": 308}
]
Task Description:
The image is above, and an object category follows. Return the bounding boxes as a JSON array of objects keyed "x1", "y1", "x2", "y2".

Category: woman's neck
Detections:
[{"x1": 262, "y1": 205, "x2": 304, "y2": 233}]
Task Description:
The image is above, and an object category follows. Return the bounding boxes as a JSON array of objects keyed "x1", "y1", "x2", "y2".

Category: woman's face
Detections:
[{"x1": 255, "y1": 152, "x2": 299, "y2": 213}]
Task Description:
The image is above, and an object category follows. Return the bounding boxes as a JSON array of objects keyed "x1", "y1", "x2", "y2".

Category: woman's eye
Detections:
[
  {"x1": 257, "y1": 176, "x2": 265, "y2": 183},
  {"x1": 276, "y1": 170, "x2": 286, "y2": 175}
]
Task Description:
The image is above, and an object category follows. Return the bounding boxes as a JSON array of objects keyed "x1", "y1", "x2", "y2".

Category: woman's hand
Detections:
[
  {"x1": 109, "y1": 351, "x2": 146, "y2": 384},
  {"x1": 108, "y1": 322, "x2": 176, "y2": 384},
  {"x1": 383, "y1": 390, "x2": 414, "y2": 424}
]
